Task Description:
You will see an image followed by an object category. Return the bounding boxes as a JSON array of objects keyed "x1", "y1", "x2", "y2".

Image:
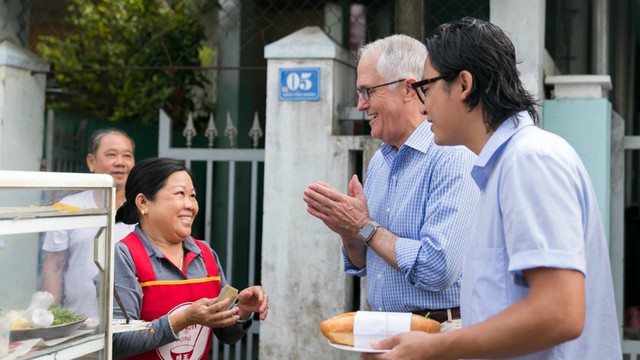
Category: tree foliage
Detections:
[{"x1": 37, "y1": 0, "x2": 218, "y2": 126}]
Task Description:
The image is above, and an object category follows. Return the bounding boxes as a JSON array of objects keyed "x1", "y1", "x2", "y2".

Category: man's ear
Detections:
[
  {"x1": 405, "y1": 79, "x2": 418, "y2": 100},
  {"x1": 86, "y1": 154, "x2": 95, "y2": 173},
  {"x1": 459, "y1": 70, "x2": 473, "y2": 100}
]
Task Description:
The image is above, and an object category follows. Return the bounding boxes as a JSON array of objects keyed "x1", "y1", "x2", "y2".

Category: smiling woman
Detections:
[{"x1": 112, "y1": 157, "x2": 269, "y2": 360}]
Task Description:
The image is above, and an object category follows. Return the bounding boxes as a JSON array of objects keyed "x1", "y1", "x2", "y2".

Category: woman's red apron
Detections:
[{"x1": 121, "y1": 233, "x2": 221, "y2": 360}]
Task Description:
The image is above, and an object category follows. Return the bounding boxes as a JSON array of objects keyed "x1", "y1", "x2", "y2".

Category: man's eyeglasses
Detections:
[
  {"x1": 356, "y1": 79, "x2": 406, "y2": 102},
  {"x1": 411, "y1": 76, "x2": 445, "y2": 104}
]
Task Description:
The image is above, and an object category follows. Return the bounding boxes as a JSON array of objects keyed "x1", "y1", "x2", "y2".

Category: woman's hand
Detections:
[
  {"x1": 237, "y1": 286, "x2": 269, "y2": 321},
  {"x1": 170, "y1": 297, "x2": 240, "y2": 332}
]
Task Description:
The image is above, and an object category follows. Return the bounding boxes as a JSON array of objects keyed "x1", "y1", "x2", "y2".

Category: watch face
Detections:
[{"x1": 359, "y1": 223, "x2": 376, "y2": 242}]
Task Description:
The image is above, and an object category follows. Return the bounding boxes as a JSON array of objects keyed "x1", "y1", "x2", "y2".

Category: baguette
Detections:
[{"x1": 320, "y1": 312, "x2": 440, "y2": 346}]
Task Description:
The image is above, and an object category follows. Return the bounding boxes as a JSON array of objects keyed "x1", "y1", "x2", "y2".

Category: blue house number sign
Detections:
[{"x1": 278, "y1": 68, "x2": 320, "y2": 101}]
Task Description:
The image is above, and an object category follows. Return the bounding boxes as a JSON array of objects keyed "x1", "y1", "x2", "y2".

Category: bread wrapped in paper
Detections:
[{"x1": 320, "y1": 312, "x2": 440, "y2": 347}]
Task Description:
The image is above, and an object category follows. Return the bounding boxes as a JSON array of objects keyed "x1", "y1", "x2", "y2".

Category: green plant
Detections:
[
  {"x1": 37, "y1": 0, "x2": 219, "y2": 127},
  {"x1": 49, "y1": 305, "x2": 85, "y2": 325}
]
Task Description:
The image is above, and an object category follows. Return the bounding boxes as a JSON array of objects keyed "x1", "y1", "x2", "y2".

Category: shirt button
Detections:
[
  {"x1": 392, "y1": 175, "x2": 397, "y2": 181},
  {"x1": 378, "y1": 307, "x2": 383, "y2": 312},
  {"x1": 386, "y1": 208, "x2": 390, "y2": 212},
  {"x1": 377, "y1": 273, "x2": 382, "y2": 279}
]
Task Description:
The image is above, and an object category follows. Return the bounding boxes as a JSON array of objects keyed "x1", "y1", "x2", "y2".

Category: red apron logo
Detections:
[{"x1": 156, "y1": 303, "x2": 210, "y2": 360}]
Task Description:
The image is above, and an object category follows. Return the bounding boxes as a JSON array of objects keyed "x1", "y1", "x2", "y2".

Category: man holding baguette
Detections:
[
  {"x1": 303, "y1": 34, "x2": 478, "y2": 329},
  {"x1": 362, "y1": 17, "x2": 622, "y2": 360}
]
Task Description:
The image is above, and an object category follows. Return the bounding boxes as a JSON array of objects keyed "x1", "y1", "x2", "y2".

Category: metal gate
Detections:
[{"x1": 157, "y1": 109, "x2": 264, "y2": 360}]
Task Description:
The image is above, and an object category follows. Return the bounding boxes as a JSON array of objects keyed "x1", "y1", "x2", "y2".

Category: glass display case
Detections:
[{"x1": 0, "y1": 170, "x2": 115, "y2": 360}]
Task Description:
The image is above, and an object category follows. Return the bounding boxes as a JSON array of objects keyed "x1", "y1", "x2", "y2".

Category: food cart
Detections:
[{"x1": 0, "y1": 170, "x2": 116, "y2": 359}]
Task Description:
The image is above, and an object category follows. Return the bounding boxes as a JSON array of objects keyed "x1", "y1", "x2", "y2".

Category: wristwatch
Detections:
[{"x1": 358, "y1": 220, "x2": 381, "y2": 244}]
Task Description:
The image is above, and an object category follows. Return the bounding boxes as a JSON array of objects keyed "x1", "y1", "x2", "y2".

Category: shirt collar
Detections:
[
  {"x1": 380, "y1": 119, "x2": 432, "y2": 160},
  {"x1": 471, "y1": 111, "x2": 535, "y2": 189}
]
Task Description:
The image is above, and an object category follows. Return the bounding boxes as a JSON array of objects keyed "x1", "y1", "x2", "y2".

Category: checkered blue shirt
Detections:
[{"x1": 344, "y1": 120, "x2": 479, "y2": 311}]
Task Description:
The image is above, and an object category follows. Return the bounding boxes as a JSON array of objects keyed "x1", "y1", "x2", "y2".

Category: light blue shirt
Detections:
[
  {"x1": 461, "y1": 112, "x2": 622, "y2": 359},
  {"x1": 344, "y1": 120, "x2": 479, "y2": 311}
]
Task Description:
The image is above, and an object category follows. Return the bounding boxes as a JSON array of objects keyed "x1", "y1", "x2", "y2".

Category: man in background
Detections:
[{"x1": 42, "y1": 128, "x2": 136, "y2": 321}]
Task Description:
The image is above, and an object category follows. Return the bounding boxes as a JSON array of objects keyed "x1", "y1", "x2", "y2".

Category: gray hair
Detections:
[
  {"x1": 88, "y1": 128, "x2": 135, "y2": 155},
  {"x1": 357, "y1": 34, "x2": 427, "y2": 83}
]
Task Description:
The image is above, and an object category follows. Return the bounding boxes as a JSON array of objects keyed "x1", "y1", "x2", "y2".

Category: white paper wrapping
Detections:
[{"x1": 353, "y1": 311, "x2": 411, "y2": 349}]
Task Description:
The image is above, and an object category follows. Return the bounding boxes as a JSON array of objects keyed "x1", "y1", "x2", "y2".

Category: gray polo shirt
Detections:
[{"x1": 112, "y1": 226, "x2": 251, "y2": 359}]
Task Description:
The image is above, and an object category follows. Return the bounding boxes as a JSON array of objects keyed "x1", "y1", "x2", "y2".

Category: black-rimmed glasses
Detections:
[
  {"x1": 356, "y1": 79, "x2": 406, "y2": 101},
  {"x1": 411, "y1": 76, "x2": 445, "y2": 104}
]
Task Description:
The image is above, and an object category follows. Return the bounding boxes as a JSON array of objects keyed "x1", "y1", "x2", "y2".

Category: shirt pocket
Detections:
[{"x1": 462, "y1": 247, "x2": 510, "y2": 324}]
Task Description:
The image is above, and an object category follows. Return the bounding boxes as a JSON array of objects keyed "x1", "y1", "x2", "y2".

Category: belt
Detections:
[{"x1": 413, "y1": 307, "x2": 460, "y2": 323}]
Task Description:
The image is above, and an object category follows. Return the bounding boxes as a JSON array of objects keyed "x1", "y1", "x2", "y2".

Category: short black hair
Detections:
[
  {"x1": 424, "y1": 17, "x2": 539, "y2": 131},
  {"x1": 88, "y1": 128, "x2": 135, "y2": 155},
  {"x1": 115, "y1": 157, "x2": 193, "y2": 224}
]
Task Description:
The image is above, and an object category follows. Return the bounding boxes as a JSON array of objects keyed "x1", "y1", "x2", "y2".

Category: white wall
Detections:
[
  {"x1": 0, "y1": 40, "x2": 48, "y2": 171},
  {"x1": 491, "y1": 0, "x2": 546, "y2": 109},
  {"x1": 0, "y1": 39, "x2": 49, "y2": 309}
]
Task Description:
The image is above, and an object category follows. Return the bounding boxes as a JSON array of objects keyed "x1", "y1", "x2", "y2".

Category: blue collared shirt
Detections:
[
  {"x1": 344, "y1": 120, "x2": 479, "y2": 311},
  {"x1": 461, "y1": 112, "x2": 621, "y2": 359}
]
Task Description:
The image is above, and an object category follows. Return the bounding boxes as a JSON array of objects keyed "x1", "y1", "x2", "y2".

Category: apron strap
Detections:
[{"x1": 121, "y1": 232, "x2": 156, "y2": 282}]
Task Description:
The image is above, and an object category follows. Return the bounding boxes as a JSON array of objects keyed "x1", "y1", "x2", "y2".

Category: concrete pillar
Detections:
[
  {"x1": 261, "y1": 26, "x2": 377, "y2": 359},
  {"x1": 215, "y1": 0, "x2": 241, "y2": 147},
  {"x1": 543, "y1": 74, "x2": 620, "y2": 345},
  {"x1": 0, "y1": 0, "x2": 30, "y2": 46},
  {"x1": 592, "y1": 0, "x2": 610, "y2": 76},
  {"x1": 491, "y1": 0, "x2": 545, "y2": 108},
  {"x1": 1, "y1": 0, "x2": 47, "y2": 171},
  {"x1": 395, "y1": 0, "x2": 424, "y2": 40},
  {"x1": 0, "y1": 40, "x2": 48, "y2": 171},
  {"x1": 543, "y1": 75, "x2": 612, "y2": 240}
]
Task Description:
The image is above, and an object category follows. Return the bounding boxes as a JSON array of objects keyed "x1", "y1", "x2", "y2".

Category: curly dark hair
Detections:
[{"x1": 424, "y1": 17, "x2": 539, "y2": 131}]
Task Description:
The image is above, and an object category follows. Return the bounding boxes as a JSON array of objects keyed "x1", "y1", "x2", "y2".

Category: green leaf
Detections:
[{"x1": 37, "y1": 0, "x2": 217, "y2": 127}]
